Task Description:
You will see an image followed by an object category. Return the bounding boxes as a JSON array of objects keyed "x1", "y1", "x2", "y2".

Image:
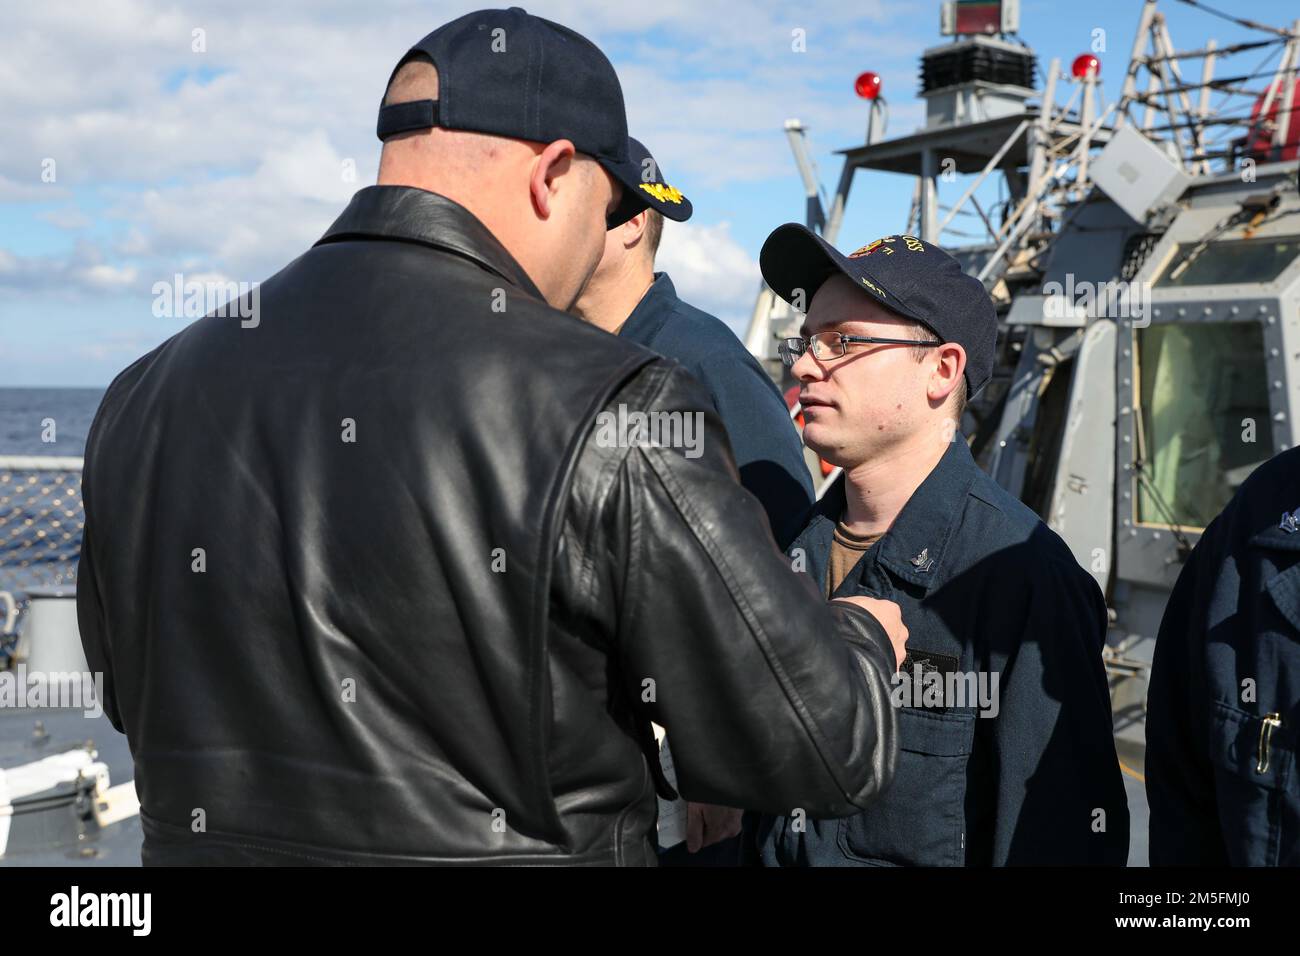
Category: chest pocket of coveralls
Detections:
[
  {"x1": 1206, "y1": 536, "x2": 1300, "y2": 865},
  {"x1": 837, "y1": 706, "x2": 977, "y2": 866}
]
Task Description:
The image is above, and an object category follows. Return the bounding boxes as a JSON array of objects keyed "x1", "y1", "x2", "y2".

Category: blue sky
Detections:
[{"x1": 1, "y1": 0, "x2": 1292, "y2": 385}]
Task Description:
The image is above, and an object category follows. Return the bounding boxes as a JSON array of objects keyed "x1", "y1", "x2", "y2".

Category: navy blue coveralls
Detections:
[
  {"x1": 1147, "y1": 445, "x2": 1300, "y2": 865},
  {"x1": 752, "y1": 438, "x2": 1130, "y2": 865},
  {"x1": 619, "y1": 271, "x2": 814, "y2": 865},
  {"x1": 619, "y1": 273, "x2": 813, "y2": 549}
]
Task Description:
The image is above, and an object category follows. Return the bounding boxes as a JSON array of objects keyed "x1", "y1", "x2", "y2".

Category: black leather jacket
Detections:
[{"x1": 77, "y1": 185, "x2": 897, "y2": 865}]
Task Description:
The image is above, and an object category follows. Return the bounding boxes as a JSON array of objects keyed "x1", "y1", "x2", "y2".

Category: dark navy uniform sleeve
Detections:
[
  {"x1": 1145, "y1": 532, "x2": 1228, "y2": 865},
  {"x1": 616, "y1": 273, "x2": 814, "y2": 549},
  {"x1": 695, "y1": 356, "x2": 813, "y2": 549},
  {"x1": 983, "y1": 541, "x2": 1130, "y2": 865}
]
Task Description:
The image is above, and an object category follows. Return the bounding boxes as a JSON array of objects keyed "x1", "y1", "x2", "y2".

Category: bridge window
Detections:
[
  {"x1": 1134, "y1": 322, "x2": 1273, "y2": 529},
  {"x1": 1155, "y1": 235, "x2": 1300, "y2": 287}
]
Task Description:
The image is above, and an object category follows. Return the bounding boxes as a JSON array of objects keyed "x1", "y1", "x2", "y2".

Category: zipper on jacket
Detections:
[{"x1": 1256, "y1": 713, "x2": 1282, "y2": 774}]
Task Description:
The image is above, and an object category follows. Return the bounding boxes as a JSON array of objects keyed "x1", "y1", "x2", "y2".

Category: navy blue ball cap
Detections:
[
  {"x1": 375, "y1": 7, "x2": 640, "y2": 226},
  {"x1": 759, "y1": 223, "x2": 997, "y2": 396},
  {"x1": 605, "y1": 137, "x2": 693, "y2": 226}
]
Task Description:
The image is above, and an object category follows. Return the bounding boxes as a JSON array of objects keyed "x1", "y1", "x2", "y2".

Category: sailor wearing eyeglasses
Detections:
[{"x1": 746, "y1": 226, "x2": 1129, "y2": 866}]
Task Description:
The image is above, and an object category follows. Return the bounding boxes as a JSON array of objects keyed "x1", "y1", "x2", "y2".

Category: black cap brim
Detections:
[{"x1": 600, "y1": 154, "x2": 693, "y2": 227}]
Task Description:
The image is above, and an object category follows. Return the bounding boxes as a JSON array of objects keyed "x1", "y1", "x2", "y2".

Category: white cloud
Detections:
[
  {"x1": 82, "y1": 263, "x2": 139, "y2": 289},
  {"x1": 1, "y1": 0, "x2": 940, "y2": 382},
  {"x1": 0, "y1": 242, "x2": 142, "y2": 297},
  {"x1": 0, "y1": 174, "x2": 69, "y2": 202},
  {"x1": 657, "y1": 220, "x2": 760, "y2": 334},
  {"x1": 38, "y1": 206, "x2": 93, "y2": 230}
]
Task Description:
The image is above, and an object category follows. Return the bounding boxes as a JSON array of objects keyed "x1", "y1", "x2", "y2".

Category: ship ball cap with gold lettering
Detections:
[{"x1": 760, "y1": 223, "x2": 996, "y2": 396}]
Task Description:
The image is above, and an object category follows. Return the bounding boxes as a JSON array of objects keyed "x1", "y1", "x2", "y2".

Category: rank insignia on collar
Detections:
[
  {"x1": 910, "y1": 547, "x2": 935, "y2": 572},
  {"x1": 1281, "y1": 509, "x2": 1300, "y2": 534}
]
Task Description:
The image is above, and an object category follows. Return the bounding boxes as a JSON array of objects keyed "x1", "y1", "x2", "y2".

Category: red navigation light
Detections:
[
  {"x1": 855, "y1": 71, "x2": 882, "y2": 100},
  {"x1": 1072, "y1": 54, "x2": 1100, "y2": 79}
]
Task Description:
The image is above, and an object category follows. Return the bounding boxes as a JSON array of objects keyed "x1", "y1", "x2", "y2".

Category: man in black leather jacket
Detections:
[{"x1": 76, "y1": 8, "x2": 903, "y2": 865}]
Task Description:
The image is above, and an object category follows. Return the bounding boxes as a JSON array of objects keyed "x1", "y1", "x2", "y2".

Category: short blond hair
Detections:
[{"x1": 643, "y1": 209, "x2": 663, "y2": 259}]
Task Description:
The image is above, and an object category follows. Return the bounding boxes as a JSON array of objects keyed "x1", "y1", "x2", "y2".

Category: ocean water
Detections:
[
  {"x1": 0, "y1": 388, "x2": 103, "y2": 607},
  {"x1": 0, "y1": 387, "x2": 105, "y2": 457}
]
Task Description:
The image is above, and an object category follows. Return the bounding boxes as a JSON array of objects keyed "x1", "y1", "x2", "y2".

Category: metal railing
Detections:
[{"x1": 0, "y1": 456, "x2": 84, "y2": 599}]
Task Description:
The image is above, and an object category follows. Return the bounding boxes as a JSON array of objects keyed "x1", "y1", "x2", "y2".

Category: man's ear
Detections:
[
  {"x1": 929, "y1": 342, "x2": 967, "y2": 403},
  {"x1": 623, "y1": 209, "x2": 649, "y2": 248},
  {"x1": 529, "y1": 139, "x2": 577, "y2": 220}
]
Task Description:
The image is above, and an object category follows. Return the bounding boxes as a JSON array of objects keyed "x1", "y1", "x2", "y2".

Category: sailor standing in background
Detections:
[
  {"x1": 573, "y1": 138, "x2": 814, "y2": 549},
  {"x1": 572, "y1": 139, "x2": 815, "y2": 865},
  {"x1": 1147, "y1": 445, "x2": 1300, "y2": 865}
]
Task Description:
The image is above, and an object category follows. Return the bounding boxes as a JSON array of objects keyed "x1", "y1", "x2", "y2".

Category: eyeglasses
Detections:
[{"x1": 778, "y1": 331, "x2": 941, "y2": 368}]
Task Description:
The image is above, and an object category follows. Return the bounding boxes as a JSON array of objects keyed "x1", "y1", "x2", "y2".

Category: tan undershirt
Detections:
[{"x1": 826, "y1": 521, "x2": 883, "y2": 597}]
